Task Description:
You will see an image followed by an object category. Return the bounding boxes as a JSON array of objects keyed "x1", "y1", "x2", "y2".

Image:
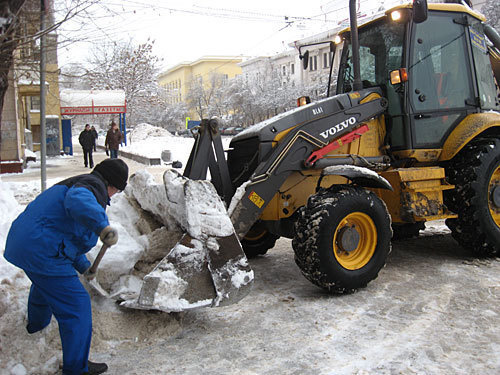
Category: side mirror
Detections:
[
  {"x1": 300, "y1": 50, "x2": 309, "y2": 70},
  {"x1": 413, "y1": 0, "x2": 428, "y2": 24}
]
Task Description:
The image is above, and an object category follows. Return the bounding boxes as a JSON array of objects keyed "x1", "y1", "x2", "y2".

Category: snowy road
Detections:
[
  {"x1": 93, "y1": 232, "x2": 500, "y2": 375},
  {"x1": 1, "y1": 130, "x2": 499, "y2": 375}
]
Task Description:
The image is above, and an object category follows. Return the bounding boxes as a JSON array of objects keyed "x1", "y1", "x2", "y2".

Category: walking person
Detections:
[
  {"x1": 104, "y1": 122, "x2": 123, "y2": 159},
  {"x1": 4, "y1": 158, "x2": 129, "y2": 375},
  {"x1": 79, "y1": 124, "x2": 95, "y2": 168},
  {"x1": 90, "y1": 126, "x2": 98, "y2": 152}
]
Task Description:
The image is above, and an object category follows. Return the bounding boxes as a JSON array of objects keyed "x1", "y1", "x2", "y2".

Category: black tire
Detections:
[
  {"x1": 391, "y1": 222, "x2": 425, "y2": 241},
  {"x1": 241, "y1": 221, "x2": 279, "y2": 258},
  {"x1": 292, "y1": 185, "x2": 392, "y2": 293},
  {"x1": 445, "y1": 137, "x2": 500, "y2": 256}
]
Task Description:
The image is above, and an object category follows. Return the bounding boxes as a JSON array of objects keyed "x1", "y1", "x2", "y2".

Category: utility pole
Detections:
[{"x1": 40, "y1": 0, "x2": 47, "y2": 191}]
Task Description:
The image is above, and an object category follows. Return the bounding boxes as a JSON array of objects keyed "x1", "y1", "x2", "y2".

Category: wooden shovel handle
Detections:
[{"x1": 88, "y1": 243, "x2": 110, "y2": 274}]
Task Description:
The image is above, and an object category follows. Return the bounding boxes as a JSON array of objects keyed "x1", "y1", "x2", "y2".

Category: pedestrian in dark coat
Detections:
[
  {"x1": 79, "y1": 124, "x2": 95, "y2": 168},
  {"x1": 4, "y1": 158, "x2": 129, "y2": 375},
  {"x1": 104, "y1": 122, "x2": 123, "y2": 159},
  {"x1": 90, "y1": 126, "x2": 98, "y2": 152}
]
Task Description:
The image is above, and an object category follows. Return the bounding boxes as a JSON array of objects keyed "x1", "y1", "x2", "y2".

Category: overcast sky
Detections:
[{"x1": 55, "y1": 0, "x2": 398, "y2": 71}]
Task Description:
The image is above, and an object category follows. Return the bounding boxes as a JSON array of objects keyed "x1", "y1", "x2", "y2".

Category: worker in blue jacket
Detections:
[{"x1": 4, "y1": 158, "x2": 129, "y2": 375}]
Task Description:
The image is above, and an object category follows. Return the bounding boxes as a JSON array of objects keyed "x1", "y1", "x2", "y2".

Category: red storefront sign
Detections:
[{"x1": 60, "y1": 105, "x2": 126, "y2": 115}]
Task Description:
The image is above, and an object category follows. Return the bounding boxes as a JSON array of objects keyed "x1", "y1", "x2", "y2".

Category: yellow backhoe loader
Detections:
[{"x1": 126, "y1": 0, "x2": 500, "y2": 311}]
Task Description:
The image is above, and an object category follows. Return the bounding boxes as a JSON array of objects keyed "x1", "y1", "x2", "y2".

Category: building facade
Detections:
[
  {"x1": 158, "y1": 56, "x2": 243, "y2": 118},
  {"x1": 0, "y1": 2, "x2": 62, "y2": 173},
  {"x1": 239, "y1": 0, "x2": 491, "y2": 100}
]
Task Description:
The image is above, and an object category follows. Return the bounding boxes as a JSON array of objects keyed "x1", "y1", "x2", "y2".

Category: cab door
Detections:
[{"x1": 408, "y1": 11, "x2": 475, "y2": 148}]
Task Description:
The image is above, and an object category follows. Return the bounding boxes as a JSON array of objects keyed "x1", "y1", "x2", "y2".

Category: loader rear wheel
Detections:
[
  {"x1": 241, "y1": 221, "x2": 279, "y2": 258},
  {"x1": 445, "y1": 137, "x2": 500, "y2": 256},
  {"x1": 292, "y1": 185, "x2": 392, "y2": 293}
]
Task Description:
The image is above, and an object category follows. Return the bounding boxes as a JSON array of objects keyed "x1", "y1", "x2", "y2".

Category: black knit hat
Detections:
[{"x1": 93, "y1": 159, "x2": 129, "y2": 191}]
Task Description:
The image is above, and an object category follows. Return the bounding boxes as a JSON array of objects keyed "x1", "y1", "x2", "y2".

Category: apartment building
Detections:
[
  {"x1": 158, "y1": 56, "x2": 243, "y2": 118},
  {"x1": 0, "y1": 1, "x2": 62, "y2": 173}
]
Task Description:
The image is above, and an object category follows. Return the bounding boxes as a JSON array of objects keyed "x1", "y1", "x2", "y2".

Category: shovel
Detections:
[{"x1": 85, "y1": 243, "x2": 110, "y2": 298}]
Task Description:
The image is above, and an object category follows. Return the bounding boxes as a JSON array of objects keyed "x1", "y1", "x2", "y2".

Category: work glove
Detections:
[{"x1": 100, "y1": 225, "x2": 118, "y2": 246}]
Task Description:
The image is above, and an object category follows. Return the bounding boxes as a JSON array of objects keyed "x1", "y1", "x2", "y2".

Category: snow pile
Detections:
[
  {"x1": 120, "y1": 124, "x2": 195, "y2": 160},
  {"x1": 0, "y1": 182, "x2": 23, "y2": 247},
  {"x1": 0, "y1": 182, "x2": 62, "y2": 374},
  {"x1": 129, "y1": 123, "x2": 173, "y2": 142},
  {"x1": 0, "y1": 174, "x2": 189, "y2": 374}
]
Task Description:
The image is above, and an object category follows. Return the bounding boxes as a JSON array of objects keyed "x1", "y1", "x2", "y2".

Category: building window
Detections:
[
  {"x1": 282, "y1": 66, "x2": 286, "y2": 75},
  {"x1": 291, "y1": 63, "x2": 295, "y2": 74},
  {"x1": 323, "y1": 52, "x2": 329, "y2": 69},
  {"x1": 309, "y1": 55, "x2": 318, "y2": 71},
  {"x1": 31, "y1": 96, "x2": 40, "y2": 110}
]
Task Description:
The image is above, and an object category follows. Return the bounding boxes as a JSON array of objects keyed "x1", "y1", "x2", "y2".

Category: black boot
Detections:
[{"x1": 81, "y1": 360, "x2": 108, "y2": 375}]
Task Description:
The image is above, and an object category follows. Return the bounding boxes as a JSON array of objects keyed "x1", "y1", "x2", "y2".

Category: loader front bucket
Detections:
[{"x1": 121, "y1": 171, "x2": 254, "y2": 312}]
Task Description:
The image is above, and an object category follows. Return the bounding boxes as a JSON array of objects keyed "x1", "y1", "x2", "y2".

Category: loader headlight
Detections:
[
  {"x1": 390, "y1": 9, "x2": 411, "y2": 23},
  {"x1": 334, "y1": 35, "x2": 342, "y2": 44},
  {"x1": 390, "y1": 68, "x2": 408, "y2": 85},
  {"x1": 297, "y1": 96, "x2": 311, "y2": 107},
  {"x1": 391, "y1": 11, "x2": 402, "y2": 21}
]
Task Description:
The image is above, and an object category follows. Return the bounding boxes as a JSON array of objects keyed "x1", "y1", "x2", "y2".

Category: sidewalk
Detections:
[{"x1": 1, "y1": 143, "x2": 169, "y2": 184}]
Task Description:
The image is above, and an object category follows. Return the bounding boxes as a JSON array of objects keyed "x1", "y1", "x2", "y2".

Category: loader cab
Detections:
[{"x1": 336, "y1": 4, "x2": 499, "y2": 158}]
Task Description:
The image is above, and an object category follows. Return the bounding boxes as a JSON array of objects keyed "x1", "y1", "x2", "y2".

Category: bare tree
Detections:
[
  {"x1": 482, "y1": 0, "x2": 500, "y2": 30},
  {"x1": 1, "y1": 0, "x2": 101, "y2": 138},
  {"x1": 0, "y1": 0, "x2": 27, "y2": 126},
  {"x1": 182, "y1": 60, "x2": 330, "y2": 129},
  {"x1": 162, "y1": 101, "x2": 189, "y2": 133},
  {"x1": 84, "y1": 39, "x2": 163, "y2": 125},
  {"x1": 185, "y1": 72, "x2": 229, "y2": 120}
]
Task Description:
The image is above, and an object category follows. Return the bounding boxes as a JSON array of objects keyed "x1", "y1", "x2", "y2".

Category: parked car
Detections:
[{"x1": 222, "y1": 127, "x2": 236, "y2": 135}]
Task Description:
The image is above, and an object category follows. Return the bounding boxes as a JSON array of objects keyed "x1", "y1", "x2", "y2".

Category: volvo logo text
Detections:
[{"x1": 319, "y1": 117, "x2": 357, "y2": 139}]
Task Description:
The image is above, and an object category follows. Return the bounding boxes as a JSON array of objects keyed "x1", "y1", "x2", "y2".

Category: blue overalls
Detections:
[{"x1": 4, "y1": 173, "x2": 110, "y2": 375}]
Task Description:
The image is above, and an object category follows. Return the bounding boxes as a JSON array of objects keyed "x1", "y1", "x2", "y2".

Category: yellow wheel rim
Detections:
[
  {"x1": 333, "y1": 212, "x2": 377, "y2": 270},
  {"x1": 244, "y1": 225, "x2": 267, "y2": 241},
  {"x1": 488, "y1": 163, "x2": 500, "y2": 228}
]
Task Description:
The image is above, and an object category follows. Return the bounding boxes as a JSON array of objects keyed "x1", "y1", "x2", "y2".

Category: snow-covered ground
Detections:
[
  {"x1": 97, "y1": 123, "x2": 198, "y2": 163},
  {"x1": 1, "y1": 126, "x2": 499, "y2": 375}
]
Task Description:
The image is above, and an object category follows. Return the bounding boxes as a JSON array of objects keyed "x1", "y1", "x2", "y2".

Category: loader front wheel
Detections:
[
  {"x1": 241, "y1": 221, "x2": 279, "y2": 258},
  {"x1": 445, "y1": 137, "x2": 500, "y2": 256},
  {"x1": 292, "y1": 185, "x2": 392, "y2": 293}
]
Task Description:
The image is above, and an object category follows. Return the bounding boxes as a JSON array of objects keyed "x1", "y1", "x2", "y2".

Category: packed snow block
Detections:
[
  {"x1": 163, "y1": 169, "x2": 189, "y2": 229},
  {"x1": 129, "y1": 197, "x2": 164, "y2": 235},
  {"x1": 128, "y1": 170, "x2": 178, "y2": 230},
  {"x1": 141, "y1": 227, "x2": 183, "y2": 264}
]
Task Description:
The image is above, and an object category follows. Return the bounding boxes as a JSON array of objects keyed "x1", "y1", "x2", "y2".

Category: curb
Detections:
[{"x1": 97, "y1": 145, "x2": 161, "y2": 166}]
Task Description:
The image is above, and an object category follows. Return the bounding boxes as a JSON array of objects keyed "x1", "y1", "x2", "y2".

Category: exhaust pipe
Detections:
[{"x1": 349, "y1": 0, "x2": 363, "y2": 91}]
